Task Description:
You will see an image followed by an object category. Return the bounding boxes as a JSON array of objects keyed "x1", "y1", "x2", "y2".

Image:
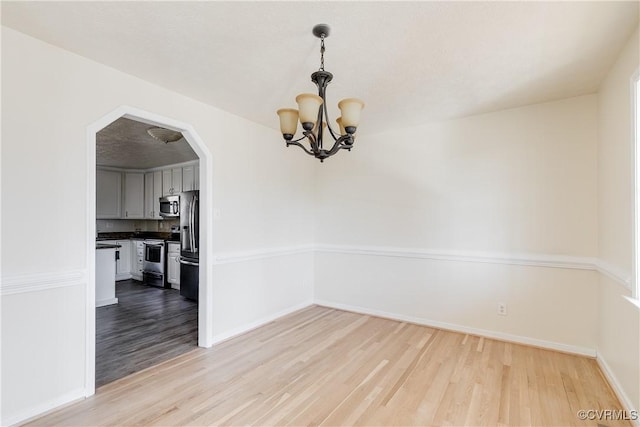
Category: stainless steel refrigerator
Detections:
[{"x1": 179, "y1": 190, "x2": 199, "y2": 301}]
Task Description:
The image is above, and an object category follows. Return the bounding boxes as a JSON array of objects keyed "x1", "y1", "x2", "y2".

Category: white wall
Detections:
[
  {"x1": 596, "y1": 26, "x2": 640, "y2": 412},
  {"x1": 3, "y1": 20, "x2": 638, "y2": 426},
  {"x1": 314, "y1": 95, "x2": 600, "y2": 353},
  {"x1": 1, "y1": 26, "x2": 314, "y2": 425}
]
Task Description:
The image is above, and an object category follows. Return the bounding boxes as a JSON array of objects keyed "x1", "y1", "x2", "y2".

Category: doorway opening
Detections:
[{"x1": 85, "y1": 106, "x2": 214, "y2": 396}]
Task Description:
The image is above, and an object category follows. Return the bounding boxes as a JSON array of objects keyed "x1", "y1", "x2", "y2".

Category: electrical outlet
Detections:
[{"x1": 497, "y1": 303, "x2": 508, "y2": 316}]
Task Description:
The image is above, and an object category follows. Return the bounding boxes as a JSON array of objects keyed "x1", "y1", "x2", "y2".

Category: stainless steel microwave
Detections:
[{"x1": 159, "y1": 195, "x2": 180, "y2": 217}]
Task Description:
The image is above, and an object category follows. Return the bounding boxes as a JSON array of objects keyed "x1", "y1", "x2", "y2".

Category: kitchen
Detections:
[{"x1": 94, "y1": 117, "x2": 200, "y2": 387}]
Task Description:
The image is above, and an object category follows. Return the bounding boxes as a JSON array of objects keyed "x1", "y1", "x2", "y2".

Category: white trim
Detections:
[
  {"x1": 1, "y1": 270, "x2": 86, "y2": 296},
  {"x1": 314, "y1": 300, "x2": 596, "y2": 357},
  {"x1": 144, "y1": 159, "x2": 199, "y2": 172},
  {"x1": 211, "y1": 243, "x2": 634, "y2": 291},
  {"x1": 632, "y1": 68, "x2": 640, "y2": 300},
  {"x1": 594, "y1": 259, "x2": 633, "y2": 290},
  {"x1": 623, "y1": 295, "x2": 640, "y2": 309},
  {"x1": 211, "y1": 301, "x2": 314, "y2": 344},
  {"x1": 96, "y1": 297, "x2": 119, "y2": 307},
  {"x1": 213, "y1": 244, "x2": 314, "y2": 265},
  {"x1": 2, "y1": 387, "x2": 85, "y2": 427},
  {"x1": 96, "y1": 159, "x2": 198, "y2": 174},
  {"x1": 596, "y1": 355, "x2": 640, "y2": 425},
  {"x1": 315, "y1": 244, "x2": 597, "y2": 271}
]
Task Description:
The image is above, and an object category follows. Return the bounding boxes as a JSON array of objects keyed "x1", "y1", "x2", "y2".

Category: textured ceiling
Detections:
[
  {"x1": 97, "y1": 118, "x2": 198, "y2": 169},
  {"x1": 2, "y1": 2, "x2": 639, "y2": 136}
]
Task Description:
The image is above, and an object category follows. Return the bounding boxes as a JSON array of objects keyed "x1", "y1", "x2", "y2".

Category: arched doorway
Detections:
[{"x1": 84, "y1": 106, "x2": 214, "y2": 396}]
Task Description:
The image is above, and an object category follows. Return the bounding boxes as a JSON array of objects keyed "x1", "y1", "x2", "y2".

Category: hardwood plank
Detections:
[
  {"x1": 28, "y1": 305, "x2": 629, "y2": 426},
  {"x1": 95, "y1": 279, "x2": 198, "y2": 387}
]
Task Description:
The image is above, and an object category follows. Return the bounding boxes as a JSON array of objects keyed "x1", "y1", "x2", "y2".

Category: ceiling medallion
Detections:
[{"x1": 277, "y1": 24, "x2": 365, "y2": 162}]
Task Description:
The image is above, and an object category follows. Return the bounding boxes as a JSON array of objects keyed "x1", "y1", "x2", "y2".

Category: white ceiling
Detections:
[
  {"x1": 97, "y1": 118, "x2": 197, "y2": 169},
  {"x1": 2, "y1": 1, "x2": 638, "y2": 136}
]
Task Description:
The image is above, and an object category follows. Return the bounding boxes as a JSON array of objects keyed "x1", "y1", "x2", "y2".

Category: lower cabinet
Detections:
[
  {"x1": 167, "y1": 242, "x2": 180, "y2": 289},
  {"x1": 101, "y1": 240, "x2": 132, "y2": 281},
  {"x1": 131, "y1": 239, "x2": 144, "y2": 281}
]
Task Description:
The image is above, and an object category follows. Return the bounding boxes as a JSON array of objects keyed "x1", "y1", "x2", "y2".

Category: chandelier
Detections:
[{"x1": 277, "y1": 24, "x2": 365, "y2": 162}]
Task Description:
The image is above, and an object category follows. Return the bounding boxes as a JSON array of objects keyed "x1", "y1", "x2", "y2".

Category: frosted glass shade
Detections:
[
  {"x1": 313, "y1": 121, "x2": 327, "y2": 132},
  {"x1": 338, "y1": 98, "x2": 365, "y2": 128},
  {"x1": 277, "y1": 108, "x2": 299, "y2": 135},
  {"x1": 295, "y1": 93, "x2": 323, "y2": 126},
  {"x1": 336, "y1": 117, "x2": 346, "y2": 135}
]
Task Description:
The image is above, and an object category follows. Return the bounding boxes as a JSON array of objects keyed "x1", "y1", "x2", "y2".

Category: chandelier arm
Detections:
[
  {"x1": 290, "y1": 134, "x2": 308, "y2": 144},
  {"x1": 325, "y1": 135, "x2": 354, "y2": 157},
  {"x1": 303, "y1": 129, "x2": 320, "y2": 154},
  {"x1": 322, "y1": 99, "x2": 341, "y2": 142},
  {"x1": 286, "y1": 140, "x2": 315, "y2": 156}
]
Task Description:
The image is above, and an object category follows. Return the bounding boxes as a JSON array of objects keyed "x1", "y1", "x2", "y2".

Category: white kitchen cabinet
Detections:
[
  {"x1": 96, "y1": 169, "x2": 122, "y2": 219},
  {"x1": 95, "y1": 247, "x2": 118, "y2": 307},
  {"x1": 167, "y1": 242, "x2": 180, "y2": 289},
  {"x1": 116, "y1": 240, "x2": 132, "y2": 280},
  {"x1": 102, "y1": 240, "x2": 132, "y2": 280},
  {"x1": 123, "y1": 172, "x2": 144, "y2": 219},
  {"x1": 182, "y1": 164, "x2": 199, "y2": 191},
  {"x1": 131, "y1": 239, "x2": 144, "y2": 281},
  {"x1": 144, "y1": 171, "x2": 163, "y2": 219},
  {"x1": 162, "y1": 167, "x2": 183, "y2": 196}
]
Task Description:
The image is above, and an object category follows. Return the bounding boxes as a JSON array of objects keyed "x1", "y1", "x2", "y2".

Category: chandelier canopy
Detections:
[{"x1": 277, "y1": 24, "x2": 365, "y2": 162}]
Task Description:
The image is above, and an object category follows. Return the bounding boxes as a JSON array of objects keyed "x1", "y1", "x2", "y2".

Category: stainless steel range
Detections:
[{"x1": 142, "y1": 239, "x2": 166, "y2": 287}]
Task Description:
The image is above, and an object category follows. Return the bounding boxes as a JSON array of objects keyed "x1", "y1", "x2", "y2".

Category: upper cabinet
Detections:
[
  {"x1": 145, "y1": 171, "x2": 163, "y2": 219},
  {"x1": 162, "y1": 167, "x2": 183, "y2": 196},
  {"x1": 182, "y1": 164, "x2": 199, "y2": 192},
  {"x1": 123, "y1": 172, "x2": 144, "y2": 219},
  {"x1": 96, "y1": 169, "x2": 122, "y2": 219},
  {"x1": 97, "y1": 161, "x2": 198, "y2": 220}
]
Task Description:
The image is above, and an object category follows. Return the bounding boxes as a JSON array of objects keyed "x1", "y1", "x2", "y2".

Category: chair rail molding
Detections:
[
  {"x1": 213, "y1": 244, "x2": 314, "y2": 265},
  {"x1": 1, "y1": 270, "x2": 86, "y2": 296},
  {"x1": 593, "y1": 259, "x2": 632, "y2": 291},
  {"x1": 315, "y1": 244, "x2": 598, "y2": 271}
]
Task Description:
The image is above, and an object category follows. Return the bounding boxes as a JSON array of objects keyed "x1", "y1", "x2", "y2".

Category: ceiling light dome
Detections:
[{"x1": 147, "y1": 127, "x2": 183, "y2": 143}]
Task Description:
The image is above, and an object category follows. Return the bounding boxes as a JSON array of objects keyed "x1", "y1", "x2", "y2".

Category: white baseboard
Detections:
[
  {"x1": 115, "y1": 273, "x2": 132, "y2": 281},
  {"x1": 596, "y1": 355, "x2": 640, "y2": 426},
  {"x1": 3, "y1": 387, "x2": 86, "y2": 427},
  {"x1": 211, "y1": 300, "x2": 314, "y2": 345},
  {"x1": 314, "y1": 299, "x2": 596, "y2": 357},
  {"x1": 96, "y1": 297, "x2": 118, "y2": 307}
]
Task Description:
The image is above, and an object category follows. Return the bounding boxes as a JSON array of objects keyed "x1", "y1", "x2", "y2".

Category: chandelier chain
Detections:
[{"x1": 320, "y1": 34, "x2": 325, "y2": 71}]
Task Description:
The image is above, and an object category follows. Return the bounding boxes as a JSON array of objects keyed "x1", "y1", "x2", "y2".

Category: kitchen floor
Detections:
[{"x1": 96, "y1": 280, "x2": 198, "y2": 388}]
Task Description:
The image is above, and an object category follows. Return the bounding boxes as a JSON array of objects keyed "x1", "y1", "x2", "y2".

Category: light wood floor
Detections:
[{"x1": 29, "y1": 306, "x2": 628, "y2": 426}]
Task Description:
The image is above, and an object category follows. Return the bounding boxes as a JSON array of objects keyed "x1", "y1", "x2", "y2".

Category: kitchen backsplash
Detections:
[{"x1": 96, "y1": 219, "x2": 179, "y2": 233}]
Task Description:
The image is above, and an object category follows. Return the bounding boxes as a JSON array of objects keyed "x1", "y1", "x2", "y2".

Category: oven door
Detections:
[{"x1": 143, "y1": 242, "x2": 165, "y2": 274}]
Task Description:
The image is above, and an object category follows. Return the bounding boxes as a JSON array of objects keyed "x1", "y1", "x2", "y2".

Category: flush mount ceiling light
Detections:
[
  {"x1": 146, "y1": 127, "x2": 183, "y2": 143},
  {"x1": 277, "y1": 24, "x2": 365, "y2": 162}
]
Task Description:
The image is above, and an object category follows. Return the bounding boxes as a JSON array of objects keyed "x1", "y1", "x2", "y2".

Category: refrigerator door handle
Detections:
[
  {"x1": 179, "y1": 257, "x2": 199, "y2": 267},
  {"x1": 192, "y1": 196, "x2": 198, "y2": 252}
]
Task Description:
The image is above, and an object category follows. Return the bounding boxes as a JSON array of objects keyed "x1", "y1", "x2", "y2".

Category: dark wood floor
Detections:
[{"x1": 96, "y1": 279, "x2": 198, "y2": 388}]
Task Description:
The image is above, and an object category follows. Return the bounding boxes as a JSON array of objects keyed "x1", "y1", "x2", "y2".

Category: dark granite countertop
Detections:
[
  {"x1": 96, "y1": 243, "x2": 121, "y2": 250},
  {"x1": 97, "y1": 231, "x2": 173, "y2": 241}
]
